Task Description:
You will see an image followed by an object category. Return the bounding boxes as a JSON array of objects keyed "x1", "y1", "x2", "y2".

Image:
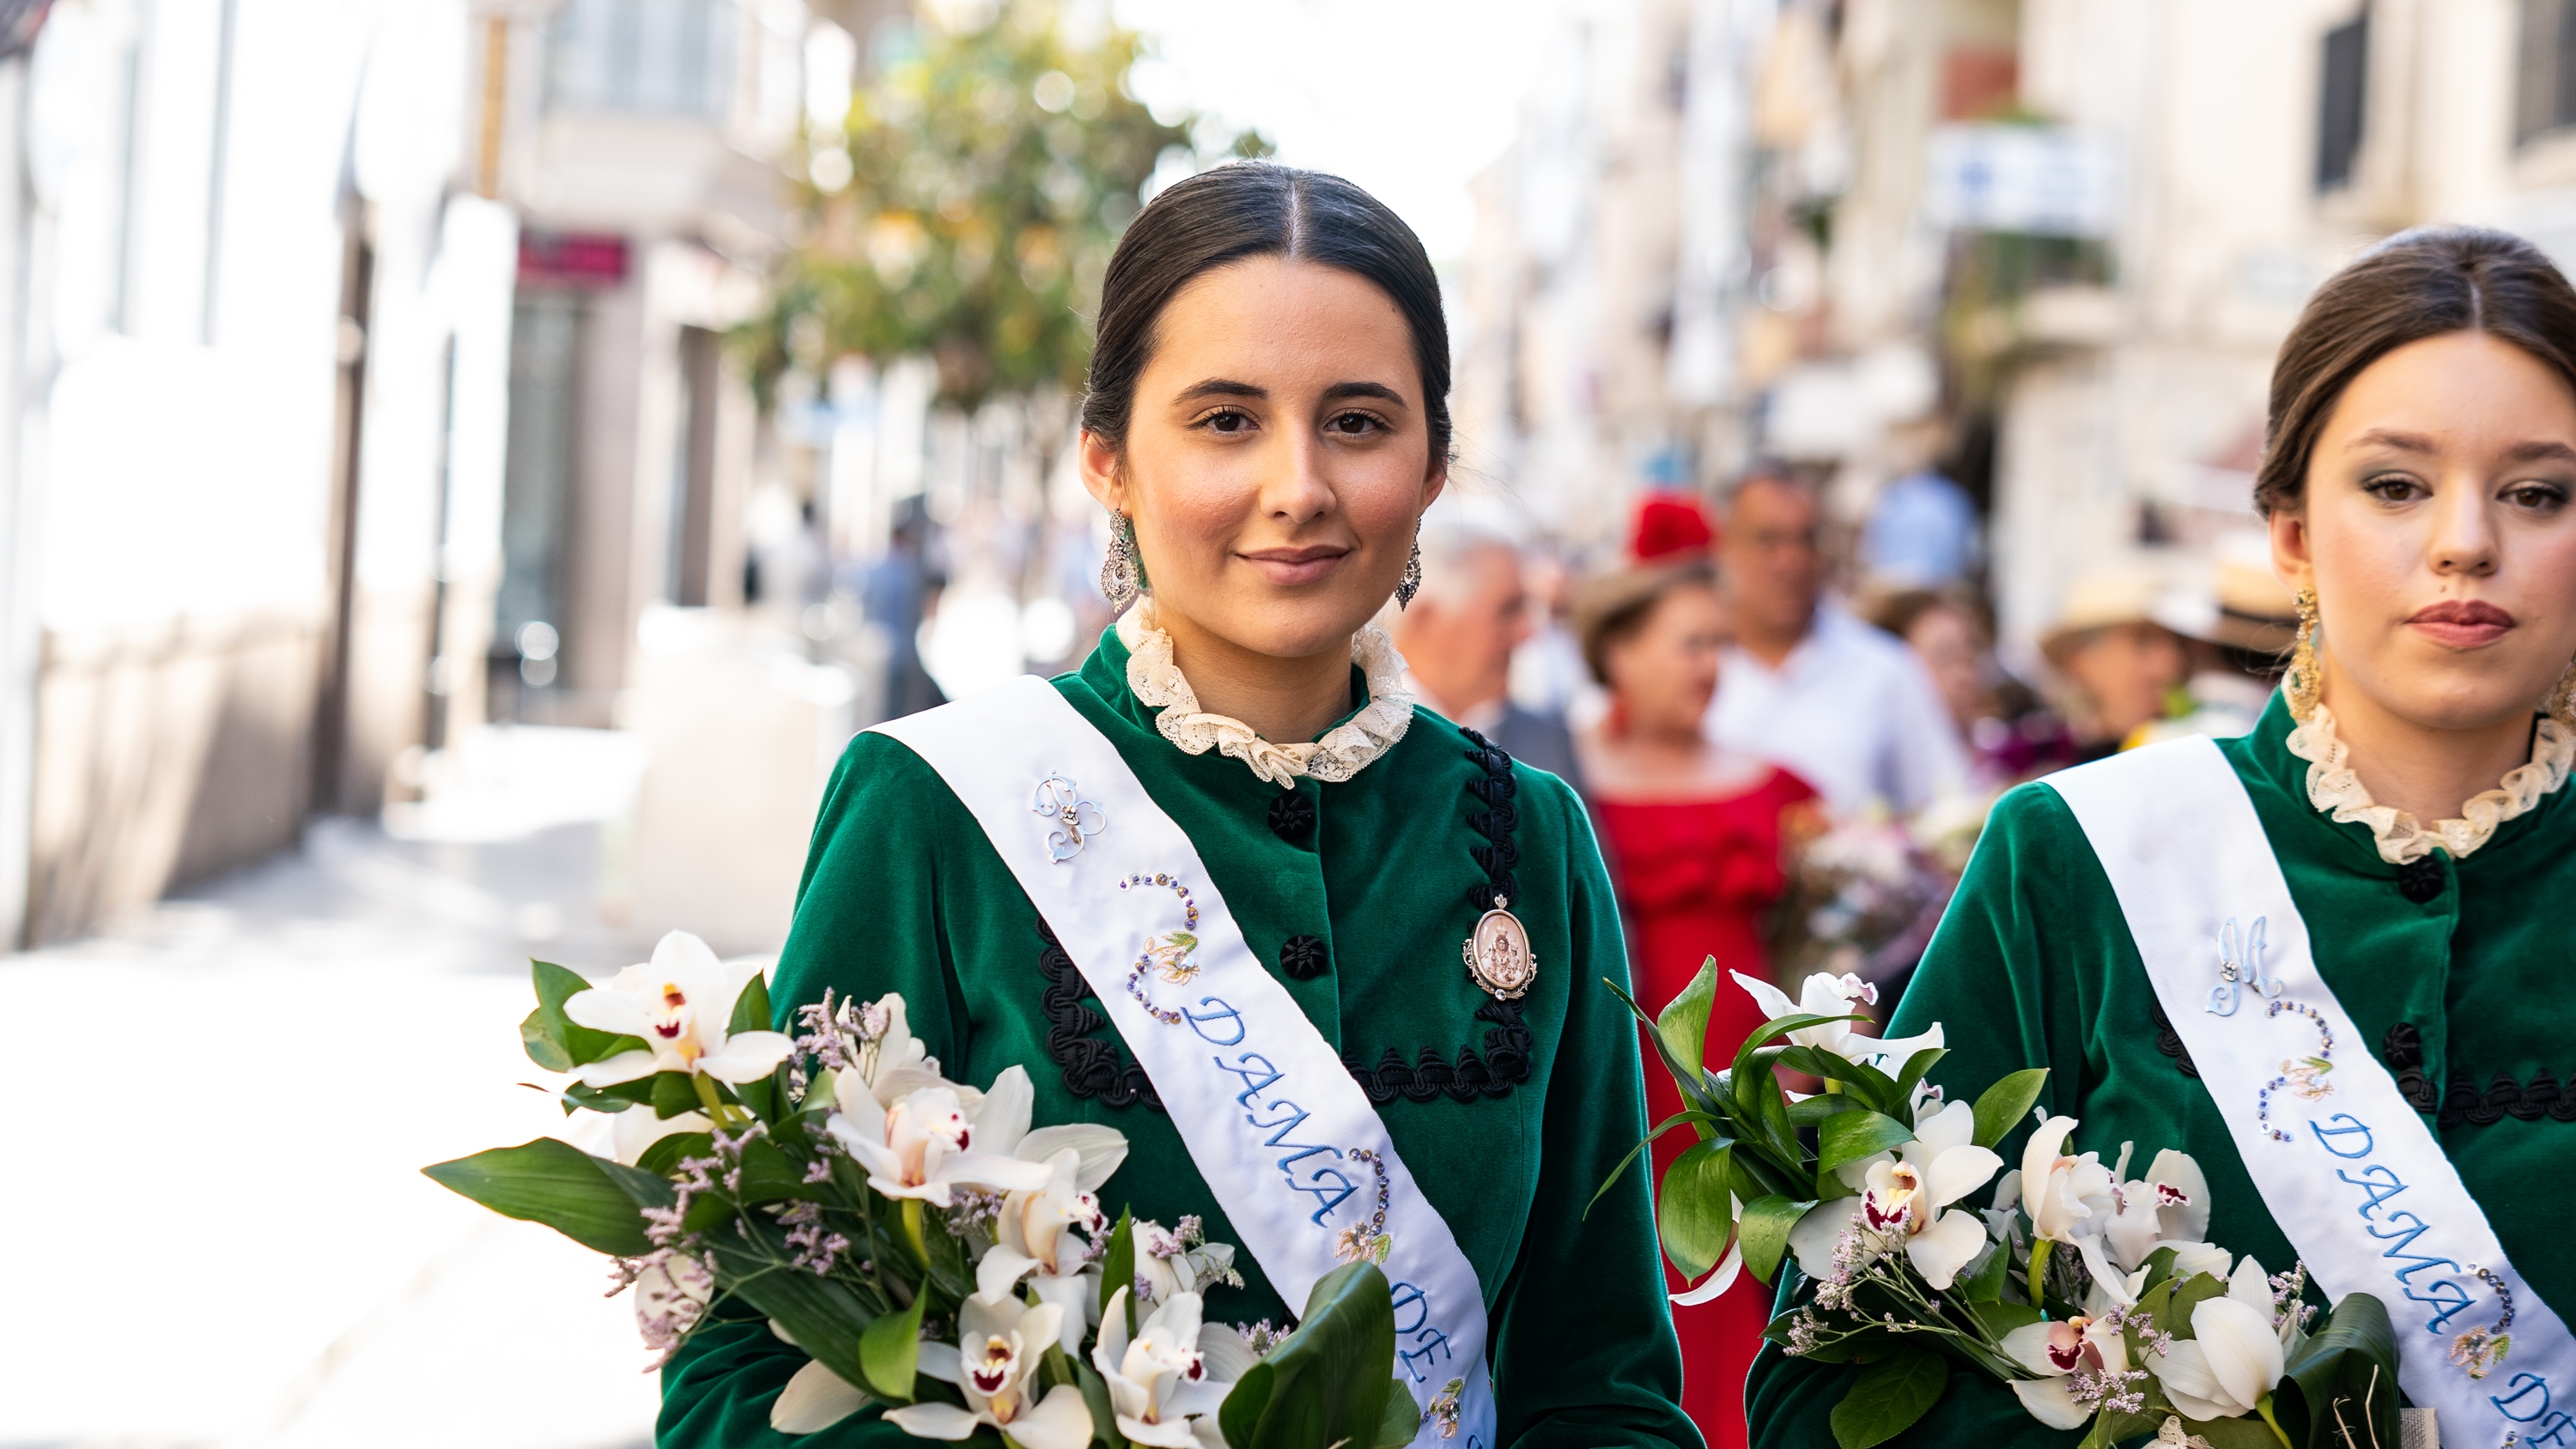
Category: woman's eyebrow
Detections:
[
  {"x1": 1175, "y1": 378, "x2": 1265, "y2": 403},
  {"x1": 2348, "y1": 427, "x2": 2439, "y2": 454},
  {"x1": 2501, "y1": 439, "x2": 2576, "y2": 465},
  {"x1": 1321, "y1": 381, "x2": 1406, "y2": 406}
]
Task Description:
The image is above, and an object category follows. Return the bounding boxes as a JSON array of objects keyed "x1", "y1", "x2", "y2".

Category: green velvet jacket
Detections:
[
  {"x1": 1747, "y1": 694, "x2": 2576, "y2": 1446},
  {"x1": 660, "y1": 628, "x2": 1697, "y2": 1449}
]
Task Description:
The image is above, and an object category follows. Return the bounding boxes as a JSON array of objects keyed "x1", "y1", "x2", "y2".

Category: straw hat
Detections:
[
  {"x1": 2040, "y1": 561, "x2": 2178, "y2": 667},
  {"x1": 2148, "y1": 537, "x2": 2299, "y2": 655}
]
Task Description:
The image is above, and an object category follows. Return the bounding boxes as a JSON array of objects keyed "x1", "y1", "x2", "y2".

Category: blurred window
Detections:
[
  {"x1": 2316, "y1": 12, "x2": 2367, "y2": 190},
  {"x1": 2518, "y1": 0, "x2": 2576, "y2": 145},
  {"x1": 545, "y1": 0, "x2": 740, "y2": 120}
]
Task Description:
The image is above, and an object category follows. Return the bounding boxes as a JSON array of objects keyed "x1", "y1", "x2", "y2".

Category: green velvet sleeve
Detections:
[
  {"x1": 1490, "y1": 775, "x2": 1702, "y2": 1449},
  {"x1": 1743, "y1": 784, "x2": 2097, "y2": 1449},
  {"x1": 658, "y1": 734, "x2": 964, "y2": 1448}
]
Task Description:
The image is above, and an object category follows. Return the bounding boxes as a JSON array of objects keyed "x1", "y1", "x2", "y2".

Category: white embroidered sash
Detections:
[
  {"x1": 2049, "y1": 737, "x2": 2576, "y2": 1445},
  {"x1": 871, "y1": 676, "x2": 1498, "y2": 1449}
]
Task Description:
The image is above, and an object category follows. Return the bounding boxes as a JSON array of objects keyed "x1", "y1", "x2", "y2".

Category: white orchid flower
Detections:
[
  {"x1": 975, "y1": 1149, "x2": 1111, "y2": 1353},
  {"x1": 1731, "y1": 970, "x2": 1943, "y2": 1069},
  {"x1": 2146, "y1": 1257, "x2": 2288, "y2": 1422},
  {"x1": 1857, "y1": 1100, "x2": 2004, "y2": 1290},
  {"x1": 2079, "y1": 1147, "x2": 2217, "y2": 1309},
  {"x1": 1093, "y1": 1288, "x2": 1236, "y2": 1448},
  {"x1": 566, "y1": 931, "x2": 796, "y2": 1086},
  {"x1": 2002, "y1": 1313, "x2": 2131, "y2": 1429},
  {"x1": 826, "y1": 1064, "x2": 1053, "y2": 1207},
  {"x1": 2020, "y1": 1116, "x2": 2116, "y2": 1246},
  {"x1": 1132, "y1": 1220, "x2": 1238, "y2": 1307}
]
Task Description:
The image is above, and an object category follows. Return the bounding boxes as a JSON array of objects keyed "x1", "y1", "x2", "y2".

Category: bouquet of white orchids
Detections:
[
  {"x1": 1606, "y1": 962, "x2": 2403, "y2": 1449},
  {"x1": 428, "y1": 932, "x2": 1424, "y2": 1449}
]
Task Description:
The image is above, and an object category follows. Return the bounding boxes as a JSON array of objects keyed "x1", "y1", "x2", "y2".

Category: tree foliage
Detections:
[{"x1": 744, "y1": 2, "x2": 1269, "y2": 410}]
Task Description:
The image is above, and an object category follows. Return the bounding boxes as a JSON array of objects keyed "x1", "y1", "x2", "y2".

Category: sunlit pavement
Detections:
[{"x1": 0, "y1": 732, "x2": 687, "y2": 1449}]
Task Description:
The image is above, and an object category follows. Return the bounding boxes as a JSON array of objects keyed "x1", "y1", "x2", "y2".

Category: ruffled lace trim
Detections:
[
  {"x1": 1115, "y1": 600, "x2": 1414, "y2": 788},
  {"x1": 2282, "y1": 703, "x2": 2573, "y2": 864}
]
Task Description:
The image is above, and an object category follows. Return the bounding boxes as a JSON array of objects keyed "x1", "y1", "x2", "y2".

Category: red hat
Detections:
[{"x1": 1631, "y1": 494, "x2": 1715, "y2": 562}]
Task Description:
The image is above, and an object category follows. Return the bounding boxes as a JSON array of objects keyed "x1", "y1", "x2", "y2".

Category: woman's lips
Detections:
[
  {"x1": 2406, "y1": 599, "x2": 2516, "y2": 649},
  {"x1": 1238, "y1": 546, "x2": 1350, "y2": 586}
]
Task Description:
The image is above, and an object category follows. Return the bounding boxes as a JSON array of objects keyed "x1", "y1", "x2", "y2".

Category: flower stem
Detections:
[
  {"x1": 2027, "y1": 1239, "x2": 2053, "y2": 1308},
  {"x1": 691, "y1": 1072, "x2": 745, "y2": 1128},
  {"x1": 2253, "y1": 1394, "x2": 2293, "y2": 1448},
  {"x1": 901, "y1": 1197, "x2": 930, "y2": 1268}
]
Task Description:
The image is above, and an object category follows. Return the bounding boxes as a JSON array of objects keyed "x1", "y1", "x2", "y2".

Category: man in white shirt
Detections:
[{"x1": 1706, "y1": 472, "x2": 1968, "y2": 815}]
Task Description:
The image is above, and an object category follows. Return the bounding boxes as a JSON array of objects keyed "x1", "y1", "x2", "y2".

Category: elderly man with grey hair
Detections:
[{"x1": 1391, "y1": 516, "x2": 1587, "y2": 794}]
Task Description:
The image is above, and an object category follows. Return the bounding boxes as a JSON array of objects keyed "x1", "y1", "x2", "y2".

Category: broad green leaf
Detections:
[
  {"x1": 718, "y1": 1223, "x2": 878, "y2": 1404},
  {"x1": 635, "y1": 1131, "x2": 714, "y2": 1177},
  {"x1": 1077, "y1": 1360, "x2": 1131, "y2": 1449},
  {"x1": 736, "y1": 1137, "x2": 811, "y2": 1206},
  {"x1": 729, "y1": 968, "x2": 774, "y2": 1040},
  {"x1": 1787, "y1": 1094, "x2": 1868, "y2": 1127},
  {"x1": 1965, "y1": 1301, "x2": 2041, "y2": 1339},
  {"x1": 1773, "y1": 1047, "x2": 1903, "y2": 1116},
  {"x1": 1605, "y1": 977, "x2": 1728, "y2": 1119},
  {"x1": 1374, "y1": 1377, "x2": 1425, "y2": 1448},
  {"x1": 1969, "y1": 1068, "x2": 2050, "y2": 1149},
  {"x1": 1816, "y1": 1111, "x2": 1913, "y2": 1177},
  {"x1": 1737, "y1": 1195, "x2": 1812, "y2": 1286},
  {"x1": 1892, "y1": 1047, "x2": 1946, "y2": 1109},
  {"x1": 422, "y1": 1137, "x2": 659, "y2": 1255},
  {"x1": 2078, "y1": 1408, "x2": 2166, "y2": 1449},
  {"x1": 653, "y1": 1070, "x2": 704, "y2": 1121},
  {"x1": 1218, "y1": 1262, "x2": 1397, "y2": 1449},
  {"x1": 1827, "y1": 1347, "x2": 1947, "y2": 1449},
  {"x1": 2158, "y1": 1271, "x2": 2231, "y2": 1339},
  {"x1": 561, "y1": 1078, "x2": 647, "y2": 1114},
  {"x1": 1657, "y1": 1142, "x2": 1738, "y2": 1278},
  {"x1": 860, "y1": 1284, "x2": 928, "y2": 1401},
  {"x1": 1099, "y1": 1210, "x2": 1136, "y2": 1334},
  {"x1": 2172, "y1": 1417, "x2": 2291, "y2": 1449},
  {"x1": 2274, "y1": 1292, "x2": 2399, "y2": 1449},
  {"x1": 1655, "y1": 958, "x2": 1721, "y2": 1082},
  {"x1": 1958, "y1": 1239, "x2": 2008, "y2": 1303},
  {"x1": 526, "y1": 960, "x2": 644, "y2": 1070},
  {"x1": 1585, "y1": 1113, "x2": 1731, "y2": 1220},
  {"x1": 2133, "y1": 1244, "x2": 2182, "y2": 1297}
]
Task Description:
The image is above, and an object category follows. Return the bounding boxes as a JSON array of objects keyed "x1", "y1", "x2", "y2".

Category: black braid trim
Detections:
[
  {"x1": 2439, "y1": 1064, "x2": 2576, "y2": 1126},
  {"x1": 1036, "y1": 918, "x2": 1163, "y2": 1113},
  {"x1": 2381, "y1": 1022, "x2": 2439, "y2": 1114},
  {"x1": 1341, "y1": 999, "x2": 1535, "y2": 1105},
  {"x1": 1460, "y1": 727, "x2": 1521, "y2": 910},
  {"x1": 1034, "y1": 919, "x2": 1531, "y2": 1112},
  {"x1": 2148, "y1": 1000, "x2": 2199, "y2": 1080}
]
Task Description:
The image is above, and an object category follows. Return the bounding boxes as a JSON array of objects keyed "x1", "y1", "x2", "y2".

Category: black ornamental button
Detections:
[
  {"x1": 1267, "y1": 792, "x2": 1315, "y2": 841},
  {"x1": 2397, "y1": 858, "x2": 2445, "y2": 903},
  {"x1": 1280, "y1": 935, "x2": 1329, "y2": 979}
]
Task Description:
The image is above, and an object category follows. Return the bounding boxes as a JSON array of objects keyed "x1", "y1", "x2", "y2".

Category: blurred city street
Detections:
[{"x1": 0, "y1": 732, "x2": 663, "y2": 1449}]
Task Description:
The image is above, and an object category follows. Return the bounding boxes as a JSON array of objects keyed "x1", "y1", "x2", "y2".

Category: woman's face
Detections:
[
  {"x1": 1604, "y1": 584, "x2": 1727, "y2": 732},
  {"x1": 2275, "y1": 330, "x2": 2576, "y2": 733},
  {"x1": 2063, "y1": 622, "x2": 2186, "y2": 743},
  {"x1": 1905, "y1": 604, "x2": 1987, "y2": 729},
  {"x1": 1079, "y1": 256, "x2": 1443, "y2": 662}
]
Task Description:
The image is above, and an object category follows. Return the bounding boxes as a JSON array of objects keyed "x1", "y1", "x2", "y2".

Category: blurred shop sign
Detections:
[
  {"x1": 1923, "y1": 124, "x2": 2120, "y2": 239},
  {"x1": 518, "y1": 230, "x2": 629, "y2": 289}
]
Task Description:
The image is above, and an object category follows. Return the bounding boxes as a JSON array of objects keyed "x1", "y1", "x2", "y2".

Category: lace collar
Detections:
[
  {"x1": 1115, "y1": 600, "x2": 1414, "y2": 788},
  {"x1": 2282, "y1": 702, "x2": 2574, "y2": 864}
]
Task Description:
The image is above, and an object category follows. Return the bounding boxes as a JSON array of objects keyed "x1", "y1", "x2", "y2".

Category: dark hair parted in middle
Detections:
[
  {"x1": 2256, "y1": 225, "x2": 2576, "y2": 518},
  {"x1": 1079, "y1": 162, "x2": 1453, "y2": 470}
]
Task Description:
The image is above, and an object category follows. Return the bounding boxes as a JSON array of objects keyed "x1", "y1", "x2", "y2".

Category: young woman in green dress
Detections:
[
  {"x1": 659, "y1": 163, "x2": 1697, "y2": 1448},
  {"x1": 1749, "y1": 227, "x2": 2576, "y2": 1444}
]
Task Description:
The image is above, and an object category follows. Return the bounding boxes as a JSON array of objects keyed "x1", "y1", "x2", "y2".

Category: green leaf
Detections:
[
  {"x1": 1217, "y1": 1262, "x2": 1398, "y2": 1449},
  {"x1": 2078, "y1": 1407, "x2": 2166, "y2": 1449},
  {"x1": 1099, "y1": 1209, "x2": 1136, "y2": 1334},
  {"x1": 525, "y1": 960, "x2": 644, "y2": 1070},
  {"x1": 1787, "y1": 1094, "x2": 1868, "y2": 1127},
  {"x1": 1656, "y1": 958, "x2": 1721, "y2": 1082},
  {"x1": 1965, "y1": 1301, "x2": 2042, "y2": 1339},
  {"x1": 714, "y1": 1220, "x2": 879, "y2": 1401},
  {"x1": 1077, "y1": 1360, "x2": 1130, "y2": 1449},
  {"x1": 562, "y1": 1078, "x2": 649, "y2": 1114},
  {"x1": 729, "y1": 968, "x2": 774, "y2": 1040},
  {"x1": 1585, "y1": 1114, "x2": 1731, "y2": 1220},
  {"x1": 635, "y1": 1131, "x2": 714, "y2": 1177},
  {"x1": 653, "y1": 1070, "x2": 704, "y2": 1121},
  {"x1": 1657, "y1": 1141, "x2": 1739, "y2": 1279},
  {"x1": 1774, "y1": 1047, "x2": 1903, "y2": 1115},
  {"x1": 1605, "y1": 976, "x2": 1728, "y2": 1119},
  {"x1": 422, "y1": 1137, "x2": 662, "y2": 1255},
  {"x1": 1816, "y1": 1111, "x2": 1913, "y2": 1178},
  {"x1": 2133, "y1": 1245, "x2": 2182, "y2": 1297},
  {"x1": 1737, "y1": 1195, "x2": 1813, "y2": 1286},
  {"x1": 736, "y1": 1136, "x2": 810, "y2": 1206},
  {"x1": 860, "y1": 1283, "x2": 928, "y2": 1401},
  {"x1": 2158, "y1": 1271, "x2": 2232, "y2": 1339},
  {"x1": 2174, "y1": 1418, "x2": 2293, "y2": 1449},
  {"x1": 2275, "y1": 1292, "x2": 2400, "y2": 1449},
  {"x1": 1958, "y1": 1239, "x2": 2008, "y2": 1302},
  {"x1": 1828, "y1": 1347, "x2": 1947, "y2": 1449},
  {"x1": 1893, "y1": 1047, "x2": 1946, "y2": 1111},
  {"x1": 1374, "y1": 1378, "x2": 1425, "y2": 1448},
  {"x1": 1969, "y1": 1068, "x2": 2050, "y2": 1149}
]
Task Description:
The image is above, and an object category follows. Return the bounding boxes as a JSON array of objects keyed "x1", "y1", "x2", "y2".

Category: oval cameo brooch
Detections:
[{"x1": 1461, "y1": 895, "x2": 1537, "y2": 1001}]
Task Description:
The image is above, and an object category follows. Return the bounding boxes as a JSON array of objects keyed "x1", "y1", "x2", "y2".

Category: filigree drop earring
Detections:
[
  {"x1": 1394, "y1": 526, "x2": 1423, "y2": 609},
  {"x1": 2287, "y1": 585, "x2": 2323, "y2": 720},
  {"x1": 1100, "y1": 511, "x2": 1145, "y2": 614}
]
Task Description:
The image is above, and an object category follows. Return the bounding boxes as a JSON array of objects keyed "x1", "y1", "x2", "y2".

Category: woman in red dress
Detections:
[{"x1": 1572, "y1": 558, "x2": 1818, "y2": 1449}]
